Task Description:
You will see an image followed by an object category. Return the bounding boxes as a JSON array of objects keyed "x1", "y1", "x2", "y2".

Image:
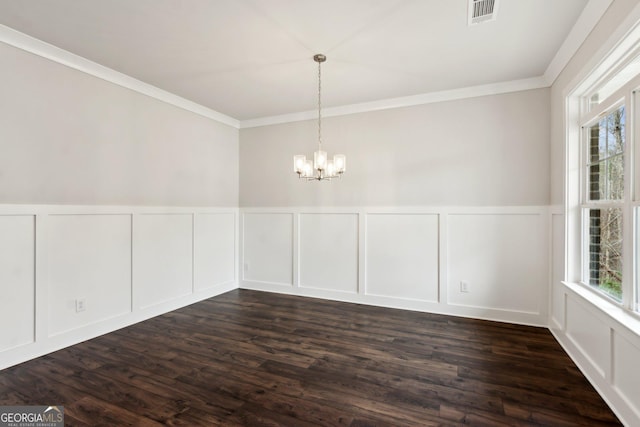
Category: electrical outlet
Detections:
[
  {"x1": 460, "y1": 281, "x2": 470, "y2": 293},
  {"x1": 244, "y1": 263, "x2": 249, "y2": 272},
  {"x1": 76, "y1": 298, "x2": 86, "y2": 312}
]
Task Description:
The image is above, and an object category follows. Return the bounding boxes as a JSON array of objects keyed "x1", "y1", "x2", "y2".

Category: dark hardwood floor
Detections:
[{"x1": 0, "y1": 289, "x2": 621, "y2": 426}]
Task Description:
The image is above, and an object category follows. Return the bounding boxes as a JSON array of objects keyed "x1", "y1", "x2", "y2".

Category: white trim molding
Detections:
[
  {"x1": 240, "y1": 77, "x2": 548, "y2": 128},
  {"x1": 554, "y1": 7, "x2": 640, "y2": 424},
  {"x1": 240, "y1": 205, "x2": 551, "y2": 327},
  {"x1": 1, "y1": 0, "x2": 612, "y2": 130},
  {"x1": 550, "y1": 282, "x2": 640, "y2": 426},
  {"x1": 0, "y1": 25, "x2": 240, "y2": 129},
  {"x1": 543, "y1": 0, "x2": 614, "y2": 86},
  {"x1": 0, "y1": 204, "x2": 240, "y2": 370}
]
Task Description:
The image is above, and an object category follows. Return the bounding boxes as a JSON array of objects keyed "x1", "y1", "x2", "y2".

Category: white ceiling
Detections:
[{"x1": 0, "y1": 0, "x2": 603, "y2": 122}]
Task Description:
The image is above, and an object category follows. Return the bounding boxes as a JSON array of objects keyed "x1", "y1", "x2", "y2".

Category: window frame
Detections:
[{"x1": 578, "y1": 75, "x2": 637, "y2": 311}]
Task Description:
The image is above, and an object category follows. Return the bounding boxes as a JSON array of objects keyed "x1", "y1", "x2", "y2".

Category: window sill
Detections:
[{"x1": 562, "y1": 281, "x2": 640, "y2": 338}]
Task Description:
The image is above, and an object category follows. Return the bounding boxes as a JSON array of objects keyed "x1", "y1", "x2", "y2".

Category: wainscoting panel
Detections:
[
  {"x1": 194, "y1": 213, "x2": 236, "y2": 290},
  {"x1": 0, "y1": 215, "x2": 35, "y2": 352},
  {"x1": 566, "y1": 297, "x2": 611, "y2": 377},
  {"x1": 0, "y1": 205, "x2": 238, "y2": 371},
  {"x1": 447, "y1": 213, "x2": 546, "y2": 314},
  {"x1": 613, "y1": 330, "x2": 640, "y2": 417},
  {"x1": 242, "y1": 213, "x2": 293, "y2": 286},
  {"x1": 551, "y1": 213, "x2": 565, "y2": 329},
  {"x1": 48, "y1": 214, "x2": 132, "y2": 336},
  {"x1": 0, "y1": 205, "x2": 239, "y2": 369},
  {"x1": 133, "y1": 214, "x2": 193, "y2": 310},
  {"x1": 241, "y1": 207, "x2": 548, "y2": 326},
  {"x1": 299, "y1": 213, "x2": 359, "y2": 293},
  {"x1": 550, "y1": 280, "x2": 640, "y2": 426},
  {"x1": 365, "y1": 213, "x2": 439, "y2": 302}
]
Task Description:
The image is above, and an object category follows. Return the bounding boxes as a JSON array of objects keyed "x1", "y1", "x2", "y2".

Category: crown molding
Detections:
[
  {"x1": 241, "y1": 0, "x2": 611, "y2": 128},
  {"x1": 0, "y1": 25, "x2": 240, "y2": 129},
  {"x1": 543, "y1": 0, "x2": 613, "y2": 86},
  {"x1": 1, "y1": 0, "x2": 611, "y2": 132},
  {"x1": 240, "y1": 76, "x2": 548, "y2": 129}
]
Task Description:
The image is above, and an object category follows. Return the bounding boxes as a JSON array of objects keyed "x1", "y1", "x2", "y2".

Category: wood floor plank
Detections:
[
  {"x1": 65, "y1": 395, "x2": 163, "y2": 427},
  {"x1": 0, "y1": 289, "x2": 622, "y2": 426}
]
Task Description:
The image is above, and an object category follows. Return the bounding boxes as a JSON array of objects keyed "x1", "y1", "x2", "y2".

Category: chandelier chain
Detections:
[{"x1": 318, "y1": 58, "x2": 322, "y2": 147}]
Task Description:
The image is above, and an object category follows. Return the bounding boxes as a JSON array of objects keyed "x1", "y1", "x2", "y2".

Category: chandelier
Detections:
[{"x1": 293, "y1": 54, "x2": 346, "y2": 181}]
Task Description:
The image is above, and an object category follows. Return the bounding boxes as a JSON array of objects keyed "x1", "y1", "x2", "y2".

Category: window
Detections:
[
  {"x1": 572, "y1": 49, "x2": 639, "y2": 312},
  {"x1": 583, "y1": 107, "x2": 625, "y2": 301}
]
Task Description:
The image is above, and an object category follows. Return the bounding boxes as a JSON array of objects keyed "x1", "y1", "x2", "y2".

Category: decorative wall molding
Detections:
[
  {"x1": 1, "y1": 0, "x2": 612, "y2": 131},
  {"x1": 0, "y1": 25, "x2": 239, "y2": 129},
  {"x1": 550, "y1": 282, "x2": 640, "y2": 426},
  {"x1": 239, "y1": 77, "x2": 548, "y2": 128},
  {"x1": 2, "y1": 202, "x2": 637, "y2": 425},
  {"x1": 0, "y1": 204, "x2": 239, "y2": 370},
  {"x1": 240, "y1": 206, "x2": 551, "y2": 327},
  {"x1": 543, "y1": 0, "x2": 614, "y2": 86}
]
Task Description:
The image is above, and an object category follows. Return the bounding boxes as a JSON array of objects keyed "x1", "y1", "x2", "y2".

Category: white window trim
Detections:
[
  {"x1": 566, "y1": 24, "x2": 640, "y2": 319},
  {"x1": 579, "y1": 95, "x2": 628, "y2": 305}
]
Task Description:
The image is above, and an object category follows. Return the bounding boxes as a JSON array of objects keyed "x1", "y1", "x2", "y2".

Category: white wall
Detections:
[
  {"x1": 0, "y1": 39, "x2": 240, "y2": 369},
  {"x1": 239, "y1": 88, "x2": 551, "y2": 324},
  {"x1": 366, "y1": 213, "x2": 439, "y2": 302},
  {"x1": 241, "y1": 207, "x2": 549, "y2": 327},
  {"x1": 47, "y1": 214, "x2": 132, "y2": 336},
  {"x1": 550, "y1": 280, "x2": 640, "y2": 426},
  {"x1": 240, "y1": 88, "x2": 550, "y2": 207},
  {"x1": 299, "y1": 213, "x2": 359, "y2": 293},
  {"x1": 0, "y1": 206, "x2": 238, "y2": 370},
  {"x1": 548, "y1": 1, "x2": 640, "y2": 425},
  {"x1": 0, "y1": 41, "x2": 238, "y2": 206},
  {"x1": 0, "y1": 216, "x2": 35, "y2": 352}
]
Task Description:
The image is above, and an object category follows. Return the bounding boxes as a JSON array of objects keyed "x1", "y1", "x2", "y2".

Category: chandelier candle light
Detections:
[{"x1": 294, "y1": 54, "x2": 346, "y2": 181}]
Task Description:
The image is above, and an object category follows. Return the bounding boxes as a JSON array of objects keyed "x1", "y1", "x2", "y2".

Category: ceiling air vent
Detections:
[{"x1": 468, "y1": 0, "x2": 498, "y2": 26}]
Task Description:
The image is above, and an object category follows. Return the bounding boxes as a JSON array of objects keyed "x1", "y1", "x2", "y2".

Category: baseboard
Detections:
[
  {"x1": 240, "y1": 281, "x2": 547, "y2": 328},
  {"x1": 0, "y1": 281, "x2": 238, "y2": 371},
  {"x1": 549, "y1": 327, "x2": 638, "y2": 426}
]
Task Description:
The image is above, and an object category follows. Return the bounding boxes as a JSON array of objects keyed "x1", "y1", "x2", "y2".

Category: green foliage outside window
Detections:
[{"x1": 587, "y1": 107, "x2": 624, "y2": 301}]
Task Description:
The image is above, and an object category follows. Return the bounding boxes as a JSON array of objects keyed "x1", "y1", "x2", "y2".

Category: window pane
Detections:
[
  {"x1": 589, "y1": 164, "x2": 604, "y2": 200},
  {"x1": 606, "y1": 155, "x2": 624, "y2": 199},
  {"x1": 587, "y1": 107, "x2": 625, "y2": 201},
  {"x1": 590, "y1": 123, "x2": 606, "y2": 163},
  {"x1": 587, "y1": 208, "x2": 623, "y2": 301}
]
